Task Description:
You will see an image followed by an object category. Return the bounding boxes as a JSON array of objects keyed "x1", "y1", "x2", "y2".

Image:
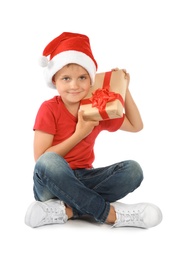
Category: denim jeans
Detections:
[{"x1": 33, "y1": 152, "x2": 143, "y2": 223}]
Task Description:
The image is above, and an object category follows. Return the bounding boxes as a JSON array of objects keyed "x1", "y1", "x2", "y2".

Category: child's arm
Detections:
[
  {"x1": 33, "y1": 111, "x2": 99, "y2": 161},
  {"x1": 120, "y1": 87, "x2": 143, "y2": 132},
  {"x1": 110, "y1": 68, "x2": 143, "y2": 132},
  {"x1": 119, "y1": 70, "x2": 143, "y2": 132}
]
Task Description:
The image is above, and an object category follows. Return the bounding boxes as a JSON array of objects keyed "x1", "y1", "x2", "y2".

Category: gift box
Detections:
[{"x1": 80, "y1": 69, "x2": 128, "y2": 121}]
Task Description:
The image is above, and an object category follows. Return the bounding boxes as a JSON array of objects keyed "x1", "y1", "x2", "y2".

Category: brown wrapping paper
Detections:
[{"x1": 80, "y1": 69, "x2": 128, "y2": 121}]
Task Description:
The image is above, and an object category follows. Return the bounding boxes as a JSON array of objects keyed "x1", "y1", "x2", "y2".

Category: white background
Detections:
[{"x1": 1, "y1": 0, "x2": 180, "y2": 259}]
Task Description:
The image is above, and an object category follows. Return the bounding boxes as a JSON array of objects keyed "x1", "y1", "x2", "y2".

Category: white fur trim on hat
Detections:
[{"x1": 43, "y1": 50, "x2": 97, "y2": 88}]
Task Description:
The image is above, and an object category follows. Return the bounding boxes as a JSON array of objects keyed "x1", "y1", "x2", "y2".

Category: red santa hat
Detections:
[{"x1": 39, "y1": 32, "x2": 98, "y2": 88}]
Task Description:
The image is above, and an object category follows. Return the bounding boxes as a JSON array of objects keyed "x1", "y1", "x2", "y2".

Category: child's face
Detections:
[{"x1": 53, "y1": 64, "x2": 91, "y2": 106}]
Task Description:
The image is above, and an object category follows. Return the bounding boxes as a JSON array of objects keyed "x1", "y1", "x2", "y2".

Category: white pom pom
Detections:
[{"x1": 39, "y1": 56, "x2": 48, "y2": 67}]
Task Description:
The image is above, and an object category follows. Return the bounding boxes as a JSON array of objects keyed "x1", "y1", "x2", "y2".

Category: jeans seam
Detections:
[{"x1": 93, "y1": 171, "x2": 116, "y2": 191}]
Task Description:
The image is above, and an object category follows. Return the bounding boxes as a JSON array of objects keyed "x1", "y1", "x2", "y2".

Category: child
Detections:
[{"x1": 25, "y1": 32, "x2": 162, "y2": 228}]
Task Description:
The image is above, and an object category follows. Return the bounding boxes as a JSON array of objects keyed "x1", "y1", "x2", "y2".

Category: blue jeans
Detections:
[{"x1": 33, "y1": 152, "x2": 143, "y2": 223}]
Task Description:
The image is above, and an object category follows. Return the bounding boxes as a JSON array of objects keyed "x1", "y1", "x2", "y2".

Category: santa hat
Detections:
[{"x1": 39, "y1": 32, "x2": 98, "y2": 88}]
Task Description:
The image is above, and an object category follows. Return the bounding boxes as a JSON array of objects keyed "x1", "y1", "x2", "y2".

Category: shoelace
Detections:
[
  {"x1": 113, "y1": 210, "x2": 144, "y2": 227},
  {"x1": 119, "y1": 211, "x2": 142, "y2": 222},
  {"x1": 42, "y1": 206, "x2": 65, "y2": 224}
]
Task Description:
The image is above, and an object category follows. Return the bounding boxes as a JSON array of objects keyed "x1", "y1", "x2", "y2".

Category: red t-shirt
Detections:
[{"x1": 33, "y1": 96, "x2": 124, "y2": 169}]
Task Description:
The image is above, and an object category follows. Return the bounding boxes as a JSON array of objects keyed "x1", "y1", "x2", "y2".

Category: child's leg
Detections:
[
  {"x1": 32, "y1": 152, "x2": 110, "y2": 223},
  {"x1": 75, "y1": 160, "x2": 144, "y2": 203}
]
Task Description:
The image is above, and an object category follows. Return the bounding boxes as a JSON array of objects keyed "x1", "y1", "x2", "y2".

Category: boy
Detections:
[{"x1": 25, "y1": 32, "x2": 162, "y2": 228}]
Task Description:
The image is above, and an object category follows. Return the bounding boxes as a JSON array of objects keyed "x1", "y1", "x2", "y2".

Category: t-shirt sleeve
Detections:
[
  {"x1": 33, "y1": 102, "x2": 56, "y2": 134},
  {"x1": 100, "y1": 114, "x2": 125, "y2": 132}
]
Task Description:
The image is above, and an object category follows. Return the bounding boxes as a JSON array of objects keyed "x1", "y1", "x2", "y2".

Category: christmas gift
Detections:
[{"x1": 80, "y1": 69, "x2": 128, "y2": 121}]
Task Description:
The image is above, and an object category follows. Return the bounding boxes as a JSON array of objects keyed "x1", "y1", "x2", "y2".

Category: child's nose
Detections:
[{"x1": 70, "y1": 81, "x2": 79, "y2": 89}]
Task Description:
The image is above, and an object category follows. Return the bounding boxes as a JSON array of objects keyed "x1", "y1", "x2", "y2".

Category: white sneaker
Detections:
[
  {"x1": 25, "y1": 199, "x2": 68, "y2": 228},
  {"x1": 111, "y1": 202, "x2": 162, "y2": 229}
]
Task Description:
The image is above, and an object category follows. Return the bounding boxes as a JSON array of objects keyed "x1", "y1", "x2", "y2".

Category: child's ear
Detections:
[{"x1": 52, "y1": 76, "x2": 56, "y2": 85}]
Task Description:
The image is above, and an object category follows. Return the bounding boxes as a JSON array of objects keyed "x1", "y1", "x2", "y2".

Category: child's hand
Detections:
[
  {"x1": 75, "y1": 110, "x2": 99, "y2": 139},
  {"x1": 122, "y1": 69, "x2": 130, "y2": 79},
  {"x1": 111, "y1": 68, "x2": 130, "y2": 86},
  {"x1": 111, "y1": 67, "x2": 119, "y2": 71}
]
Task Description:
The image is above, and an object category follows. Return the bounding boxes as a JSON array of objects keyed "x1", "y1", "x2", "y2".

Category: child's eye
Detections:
[
  {"x1": 79, "y1": 76, "x2": 86, "y2": 80},
  {"x1": 62, "y1": 77, "x2": 70, "y2": 81}
]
